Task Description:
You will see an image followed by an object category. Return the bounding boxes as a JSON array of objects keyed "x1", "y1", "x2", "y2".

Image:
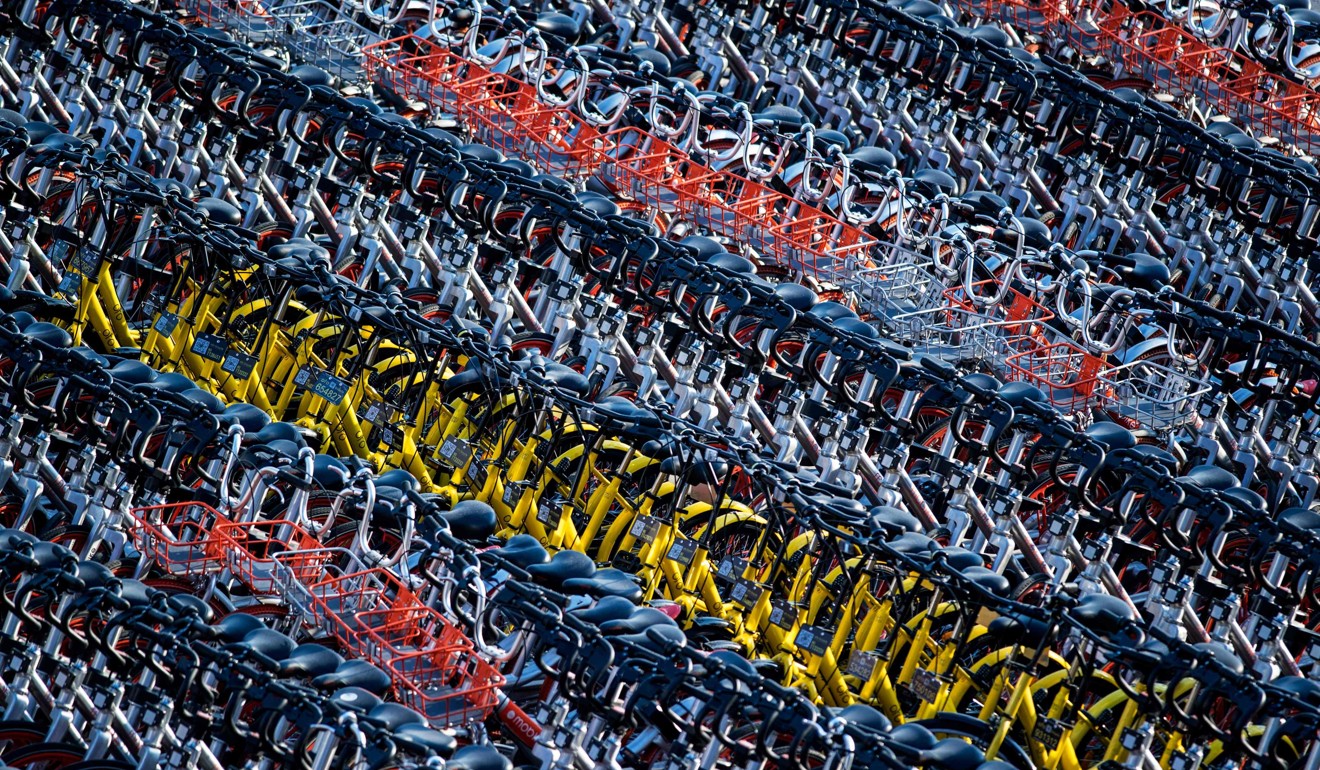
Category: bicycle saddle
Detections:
[
  {"x1": 67, "y1": 346, "x2": 109, "y2": 369},
  {"x1": 289, "y1": 63, "x2": 334, "y2": 87},
  {"x1": 196, "y1": 197, "x2": 242, "y2": 227},
  {"x1": 1013, "y1": 217, "x2": 1053, "y2": 251},
  {"x1": 1104, "y1": 252, "x2": 1170, "y2": 291},
  {"x1": 138, "y1": 174, "x2": 186, "y2": 198},
  {"x1": 488, "y1": 534, "x2": 550, "y2": 569},
  {"x1": 987, "y1": 612, "x2": 1052, "y2": 650},
  {"x1": 562, "y1": 567, "x2": 643, "y2": 602},
  {"x1": 1278, "y1": 507, "x2": 1320, "y2": 534},
  {"x1": 29, "y1": 541, "x2": 75, "y2": 571},
  {"x1": 211, "y1": 612, "x2": 268, "y2": 643},
  {"x1": 1271, "y1": 675, "x2": 1320, "y2": 707},
  {"x1": 1119, "y1": 636, "x2": 1169, "y2": 675},
  {"x1": 960, "y1": 567, "x2": 1011, "y2": 597},
  {"x1": 612, "y1": 623, "x2": 687, "y2": 652},
  {"x1": 599, "y1": 607, "x2": 678, "y2": 635},
  {"x1": 75, "y1": 560, "x2": 116, "y2": 590},
  {"x1": 1189, "y1": 640, "x2": 1244, "y2": 674},
  {"x1": 576, "y1": 191, "x2": 621, "y2": 217},
  {"x1": 246, "y1": 421, "x2": 313, "y2": 448},
  {"x1": 753, "y1": 104, "x2": 805, "y2": 128},
  {"x1": 3, "y1": 310, "x2": 35, "y2": 330},
  {"x1": 191, "y1": 26, "x2": 233, "y2": 41},
  {"x1": 680, "y1": 235, "x2": 727, "y2": 261},
  {"x1": 968, "y1": 25, "x2": 1012, "y2": 47},
  {"x1": 705, "y1": 648, "x2": 755, "y2": 678},
  {"x1": 1069, "y1": 594, "x2": 1136, "y2": 636},
  {"x1": 888, "y1": 722, "x2": 938, "y2": 753},
  {"x1": 595, "y1": 395, "x2": 662, "y2": 427},
  {"x1": 376, "y1": 468, "x2": 421, "y2": 494},
  {"x1": 939, "y1": 547, "x2": 984, "y2": 571},
  {"x1": 886, "y1": 531, "x2": 937, "y2": 554},
  {"x1": 627, "y1": 44, "x2": 671, "y2": 75},
  {"x1": 406, "y1": 115, "x2": 456, "y2": 142},
  {"x1": 959, "y1": 372, "x2": 1000, "y2": 397},
  {"x1": 313, "y1": 660, "x2": 393, "y2": 694},
  {"x1": 393, "y1": 723, "x2": 458, "y2": 758},
  {"x1": 1084, "y1": 420, "x2": 1136, "y2": 450},
  {"x1": 535, "y1": 11, "x2": 580, "y2": 41},
  {"x1": 814, "y1": 128, "x2": 852, "y2": 153},
  {"x1": 433, "y1": 500, "x2": 495, "y2": 542},
  {"x1": 921, "y1": 738, "x2": 985, "y2": 770},
  {"x1": 231, "y1": 628, "x2": 298, "y2": 663},
  {"x1": 867, "y1": 505, "x2": 921, "y2": 535},
  {"x1": 149, "y1": 371, "x2": 194, "y2": 393},
  {"x1": 328, "y1": 686, "x2": 382, "y2": 712},
  {"x1": 244, "y1": 438, "x2": 302, "y2": 467},
  {"x1": 1221, "y1": 486, "x2": 1266, "y2": 516},
  {"x1": 572, "y1": 595, "x2": 640, "y2": 625},
  {"x1": 0, "y1": 108, "x2": 25, "y2": 129},
  {"x1": 516, "y1": 354, "x2": 590, "y2": 396},
  {"x1": 278, "y1": 643, "x2": 344, "y2": 678},
  {"x1": 346, "y1": 96, "x2": 384, "y2": 115},
  {"x1": 833, "y1": 316, "x2": 878, "y2": 341},
  {"x1": 1180, "y1": 464, "x2": 1239, "y2": 491},
  {"x1": 439, "y1": 366, "x2": 496, "y2": 398},
  {"x1": 912, "y1": 168, "x2": 958, "y2": 196},
  {"x1": 179, "y1": 387, "x2": 226, "y2": 415},
  {"x1": 1125, "y1": 444, "x2": 1179, "y2": 470},
  {"x1": 22, "y1": 121, "x2": 58, "y2": 144},
  {"x1": 112, "y1": 579, "x2": 154, "y2": 609},
  {"x1": 807, "y1": 300, "x2": 855, "y2": 322},
  {"x1": 268, "y1": 237, "x2": 330, "y2": 264},
  {"x1": 460, "y1": 143, "x2": 504, "y2": 163},
  {"x1": 834, "y1": 703, "x2": 891, "y2": 732},
  {"x1": 849, "y1": 146, "x2": 896, "y2": 174},
  {"x1": 959, "y1": 191, "x2": 1010, "y2": 224},
  {"x1": 0, "y1": 530, "x2": 37, "y2": 554},
  {"x1": 998, "y1": 380, "x2": 1047, "y2": 407},
  {"x1": 311, "y1": 454, "x2": 349, "y2": 491},
  {"x1": 32, "y1": 132, "x2": 91, "y2": 157},
  {"x1": 498, "y1": 158, "x2": 535, "y2": 177},
  {"x1": 446, "y1": 745, "x2": 512, "y2": 770},
  {"x1": 526, "y1": 549, "x2": 596, "y2": 587},
  {"x1": 166, "y1": 593, "x2": 214, "y2": 623},
  {"x1": 775, "y1": 282, "x2": 819, "y2": 312},
  {"x1": 23, "y1": 321, "x2": 73, "y2": 348},
  {"x1": 364, "y1": 702, "x2": 425, "y2": 731},
  {"x1": 705, "y1": 253, "x2": 757, "y2": 275},
  {"x1": 217, "y1": 401, "x2": 269, "y2": 435},
  {"x1": 377, "y1": 112, "x2": 415, "y2": 131}
]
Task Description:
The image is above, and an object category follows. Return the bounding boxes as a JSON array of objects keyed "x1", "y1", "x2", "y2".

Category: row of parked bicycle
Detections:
[{"x1": 0, "y1": 0, "x2": 1316, "y2": 766}]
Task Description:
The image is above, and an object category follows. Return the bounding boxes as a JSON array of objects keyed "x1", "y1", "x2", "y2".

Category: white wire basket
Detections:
[
  {"x1": 257, "y1": 0, "x2": 386, "y2": 80},
  {"x1": 1098, "y1": 359, "x2": 1212, "y2": 431}
]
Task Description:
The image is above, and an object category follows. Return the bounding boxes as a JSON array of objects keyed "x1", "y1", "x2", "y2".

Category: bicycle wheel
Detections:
[
  {"x1": 1, "y1": 742, "x2": 90, "y2": 769},
  {"x1": 913, "y1": 713, "x2": 1034, "y2": 769},
  {"x1": 0, "y1": 722, "x2": 48, "y2": 755}
]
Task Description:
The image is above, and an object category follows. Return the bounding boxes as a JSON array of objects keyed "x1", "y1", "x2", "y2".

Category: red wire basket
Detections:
[
  {"x1": 362, "y1": 34, "x2": 881, "y2": 278},
  {"x1": 128, "y1": 503, "x2": 230, "y2": 577},
  {"x1": 270, "y1": 547, "x2": 365, "y2": 621},
  {"x1": 389, "y1": 646, "x2": 505, "y2": 728},
  {"x1": 1003, "y1": 336, "x2": 1109, "y2": 413},
  {"x1": 212, "y1": 519, "x2": 323, "y2": 594},
  {"x1": 304, "y1": 567, "x2": 426, "y2": 646},
  {"x1": 353, "y1": 604, "x2": 469, "y2": 663}
]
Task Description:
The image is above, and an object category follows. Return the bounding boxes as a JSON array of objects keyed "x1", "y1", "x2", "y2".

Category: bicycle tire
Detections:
[
  {"x1": 0, "y1": 722, "x2": 49, "y2": 754},
  {"x1": 913, "y1": 713, "x2": 1035, "y2": 769},
  {"x1": 1, "y1": 741, "x2": 91, "y2": 769}
]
